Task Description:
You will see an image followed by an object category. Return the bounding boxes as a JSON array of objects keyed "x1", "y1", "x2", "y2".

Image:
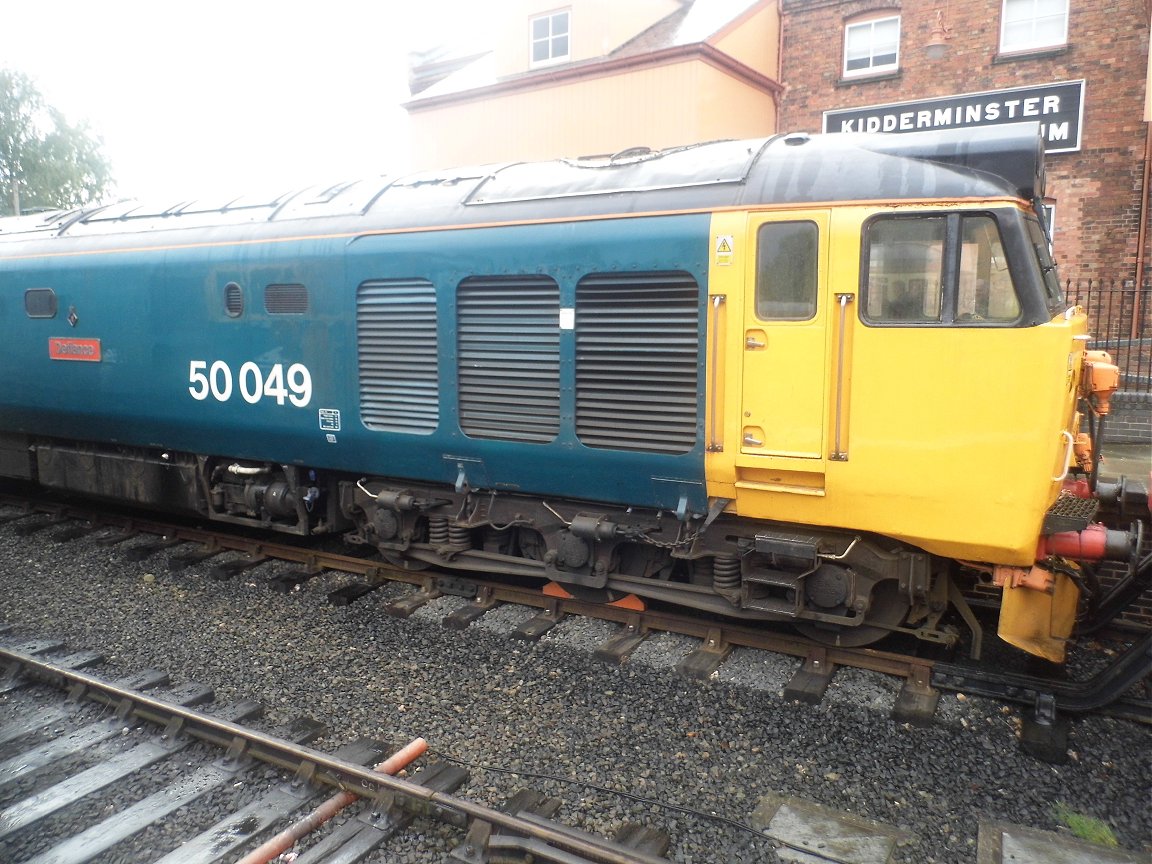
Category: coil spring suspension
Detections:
[
  {"x1": 428, "y1": 517, "x2": 449, "y2": 545},
  {"x1": 713, "y1": 556, "x2": 741, "y2": 591},
  {"x1": 448, "y1": 525, "x2": 472, "y2": 549}
]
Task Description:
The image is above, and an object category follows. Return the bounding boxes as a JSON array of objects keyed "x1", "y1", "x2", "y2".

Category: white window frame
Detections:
[
  {"x1": 843, "y1": 15, "x2": 900, "y2": 78},
  {"x1": 999, "y1": 0, "x2": 1069, "y2": 54},
  {"x1": 530, "y1": 9, "x2": 570, "y2": 68}
]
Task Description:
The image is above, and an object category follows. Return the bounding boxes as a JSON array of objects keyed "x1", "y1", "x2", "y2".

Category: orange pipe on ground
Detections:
[{"x1": 235, "y1": 736, "x2": 428, "y2": 864}]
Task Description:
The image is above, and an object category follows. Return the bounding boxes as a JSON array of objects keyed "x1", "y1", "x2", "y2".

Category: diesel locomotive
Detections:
[{"x1": 0, "y1": 123, "x2": 1144, "y2": 662}]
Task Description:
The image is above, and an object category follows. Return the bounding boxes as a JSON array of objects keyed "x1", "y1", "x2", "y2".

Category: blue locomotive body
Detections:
[{"x1": 2, "y1": 212, "x2": 712, "y2": 514}]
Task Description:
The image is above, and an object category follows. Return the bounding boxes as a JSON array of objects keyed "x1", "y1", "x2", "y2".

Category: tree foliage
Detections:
[{"x1": 0, "y1": 69, "x2": 113, "y2": 216}]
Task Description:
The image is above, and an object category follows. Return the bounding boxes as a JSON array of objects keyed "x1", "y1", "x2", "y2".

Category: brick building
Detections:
[{"x1": 777, "y1": 0, "x2": 1150, "y2": 277}]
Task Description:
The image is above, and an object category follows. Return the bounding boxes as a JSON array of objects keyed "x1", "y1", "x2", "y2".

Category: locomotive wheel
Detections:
[{"x1": 793, "y1": 581, "x2": 910, "y2": 648}]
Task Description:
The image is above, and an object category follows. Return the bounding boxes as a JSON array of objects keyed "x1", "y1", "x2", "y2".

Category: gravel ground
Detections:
[{"x1": 0, "y1": 509, "x2": 1149, "y2": 863}]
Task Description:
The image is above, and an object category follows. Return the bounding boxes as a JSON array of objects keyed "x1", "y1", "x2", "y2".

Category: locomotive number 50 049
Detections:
[{"x1": 187, "y1": 360, "x2": 312, "y2": 407}]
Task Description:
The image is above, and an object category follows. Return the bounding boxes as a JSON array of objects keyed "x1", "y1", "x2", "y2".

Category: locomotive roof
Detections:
[{"x1": 0, "y1": 123, "x2": 1044, "y2": 245}]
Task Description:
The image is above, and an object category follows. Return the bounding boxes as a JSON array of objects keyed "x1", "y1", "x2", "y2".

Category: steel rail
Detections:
[
  {"x1": 933, "y1": 628, "x2": 1152, "y2": 714},
  {"x1": 0, "y1": 646, "x2": 671, "y2": 864},
  {"x1": 3, "y1": 491, "x2": 1147, "y2": 720},
  {"x1": 0, "y1": 492, "x2": 927, "y2": 676}
]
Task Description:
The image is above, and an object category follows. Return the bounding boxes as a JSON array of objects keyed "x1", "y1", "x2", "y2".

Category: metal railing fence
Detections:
[{"x1": 1063, "y1": 276, "x2": 1151, "y2": 396}]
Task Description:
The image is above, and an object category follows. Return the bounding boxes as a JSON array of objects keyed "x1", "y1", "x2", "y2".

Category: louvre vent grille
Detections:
[
  {"x1": 224, "y1": 282, "x2": 244, "y2": 317},
  {"x1": 457, "y1": 276, "x2": 560, "y2": 443},
  {"x1": 357, "y1": 279, "x2": 439, "y2": 434},
  {"x1": 576, "y1": 272, "x2": 700, "y2": 454},
  {"x1": 265, "y1": 283, "x2": 309, "y2": 314}
]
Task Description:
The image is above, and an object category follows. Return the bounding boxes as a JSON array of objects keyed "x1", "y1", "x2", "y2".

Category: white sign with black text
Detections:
[{"x1": 823, "y1": 80, "x2": 1085, "y2": 153}]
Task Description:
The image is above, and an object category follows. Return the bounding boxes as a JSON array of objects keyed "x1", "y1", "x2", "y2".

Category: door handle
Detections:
[
  {"x1": 745, "y1": 336, "x2": 765, "y2": 349},
  {"x1": 743, "y1": 433, "x2": 763, "y2": 446}
]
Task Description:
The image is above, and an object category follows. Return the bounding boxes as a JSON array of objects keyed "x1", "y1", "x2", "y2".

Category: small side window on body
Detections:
[
  {"x1": 756, "y1": 221, "x2": 818, "y2": 321},
  {"x1": 25, "y1": 288, "x2": 58, "y2": 318}
]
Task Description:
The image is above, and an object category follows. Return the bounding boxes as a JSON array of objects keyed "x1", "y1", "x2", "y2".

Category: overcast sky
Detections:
[{"x1": 3, "y1": 0, "x2": 494, "y2": 202}]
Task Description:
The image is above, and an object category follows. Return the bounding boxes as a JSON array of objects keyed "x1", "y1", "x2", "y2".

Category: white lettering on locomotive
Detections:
[{"x1": 188, "y1": 360, "x2": 312, "y2": 407}]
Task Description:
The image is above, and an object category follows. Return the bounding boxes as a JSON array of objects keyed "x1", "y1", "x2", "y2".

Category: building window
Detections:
[
  {"x1": 1000, "y1": 0, "x2": 1068, "y2": 53},
  {"x1": 844, "y1": 15, "x2": 900, "y2": 77},
  {"x1": 530, "y1": 9, "x2": 570, "y2": 66}
]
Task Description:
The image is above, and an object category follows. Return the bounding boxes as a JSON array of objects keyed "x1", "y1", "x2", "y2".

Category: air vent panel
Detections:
[
  {"x1": 224, "y1": 282, "x2": 244, "y2": 317},
  {"x1": 265, "y1": 283, "x2": 308, "y2": 314},
  {"x1": 457, "y1": 276, "x2": 560, "y2": 443},
  {"x1": 357, "y1": 279, "x2": 439, "y2": 434},
  {"x1": 576, "y1": 272, "x2": 700, "y2": 454}
]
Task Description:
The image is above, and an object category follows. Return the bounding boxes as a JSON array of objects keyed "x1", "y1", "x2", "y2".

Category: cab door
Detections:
[{"x1": 738, "y1": 213, "x2": 830, "y2": 467}]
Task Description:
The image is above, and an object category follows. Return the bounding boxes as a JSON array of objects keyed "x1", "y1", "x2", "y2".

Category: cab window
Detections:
[
  {"x1": 756, "y1": 221, "x2": 818, "y2": 320},
  {"x1": 957, "y1": 215, "x2": 1020, "y2": 322},
  {"x1": 864, "y1": 217, "x2": 945, "y2": 323},
  {"x1": 863, "y1": 213, "x2": 1022, "y2": 325}
]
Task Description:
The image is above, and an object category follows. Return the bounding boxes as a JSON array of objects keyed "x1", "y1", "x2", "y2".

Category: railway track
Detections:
[
  {"x1": 0, "y1": 639, "x2": 677, "y2": 864},
  {"x1": 1, "y1": 492, "x2": 1149, "y2": 764}
]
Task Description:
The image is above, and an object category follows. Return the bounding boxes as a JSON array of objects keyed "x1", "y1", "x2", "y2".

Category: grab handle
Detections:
[
  {"x1": 708, "y1": 295, "x2": 726, "y2": 452},
  {"x1": 1052, "y1": 430, "x2": 1075, "y2": 482}
]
